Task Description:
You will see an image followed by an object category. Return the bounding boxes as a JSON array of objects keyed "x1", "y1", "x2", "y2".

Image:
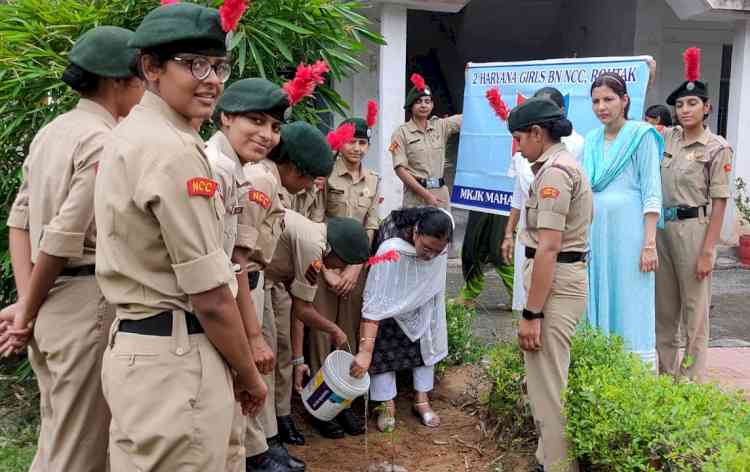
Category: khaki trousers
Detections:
[
  {"x1": 103, "y1": 312, "x2": 235, "y2": 471},
  {"x1": 403, "y1": 185, "x2": 451, "y2": 210},
  {"x1": 243, "y1": 272, "x2": 270, "y2": 457},
  {"x1": 28, "y1": 276, "x2": 113, "y2": 472},
  {"x1": 523, "y1": 260, "x2": 585, "y2": 472},
  {"x1": 309, "y1": 270, "x2": 365, "y2": 374},
  {"x1": 655, "y1": 218, "x2": 712, "y2": 383}
]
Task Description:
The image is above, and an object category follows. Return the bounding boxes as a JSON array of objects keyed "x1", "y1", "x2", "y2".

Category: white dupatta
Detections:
[{"x1": 362, "y1": 238, "x2": 448, "y2": 366}]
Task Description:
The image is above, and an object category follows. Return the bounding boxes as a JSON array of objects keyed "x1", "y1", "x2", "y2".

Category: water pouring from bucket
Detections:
[{"x1": 302, "y1": 350, "x2": 370, "y2": 421}]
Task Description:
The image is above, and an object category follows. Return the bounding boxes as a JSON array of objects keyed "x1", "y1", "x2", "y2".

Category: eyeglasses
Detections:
[{"x1": 172, "y1": 55, "x2": 232, "y2": 83}]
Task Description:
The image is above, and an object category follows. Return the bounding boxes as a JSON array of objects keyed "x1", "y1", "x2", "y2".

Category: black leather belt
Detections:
[
  {"x1": 119, "y1": 311, "x2": 204, "y2": 336},
  {"x1": 60, "y1": 265, "x2": 96, "y2": 277},
  {"x1": 248, "y1": 271, "x2": 260, "y2": 290},
  {"x1": 675, "y1": 206, "x2": 706, "y2": 220},
  {"x1": 416, "y1": 177, "x2": 445, "y2": 189},
  {"x1": 525, "y1": 247, "x2": 587, "y2": 263}
]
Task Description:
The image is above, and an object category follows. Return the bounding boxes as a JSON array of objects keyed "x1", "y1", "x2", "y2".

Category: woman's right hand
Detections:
[
  {"x1": 639, "y1": 246, "x2": 659, "y2": 273},
  {"x1": 501, "y1": 236, "x2": 514, "y2": 265},
  {"x1": 350, "y1": 350, "x2": 372, "y2": 378}
]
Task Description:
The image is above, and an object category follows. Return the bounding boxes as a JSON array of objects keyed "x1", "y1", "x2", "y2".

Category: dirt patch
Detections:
[{"x1": 289, "y1": 365, "x2": 534, "y2": 472}]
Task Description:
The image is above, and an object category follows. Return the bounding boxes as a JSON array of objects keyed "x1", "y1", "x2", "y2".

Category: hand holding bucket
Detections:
[{"x1": 302, "y1": 350, "x2": 370, "y2": 421}]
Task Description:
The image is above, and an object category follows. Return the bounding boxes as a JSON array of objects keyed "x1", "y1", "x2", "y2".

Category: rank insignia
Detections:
[{"x1": 187, "y1": 177, "x2": 218, "y2": 197}]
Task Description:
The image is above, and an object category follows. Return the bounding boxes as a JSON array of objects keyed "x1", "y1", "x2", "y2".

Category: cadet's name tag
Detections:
[
  {"x1": 187, "y1": 177, "x2": 218, "y2": 197},
  {"x1": 248, "y1": 190, "x2": 271, "y2": 209},
  {"x1": 540, "y1": 186, "x2": 560, "y2": 199}
]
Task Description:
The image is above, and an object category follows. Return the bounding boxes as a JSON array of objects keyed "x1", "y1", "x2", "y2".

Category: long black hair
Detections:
[
  {"x1": 373, "y1": 207, "x2": 453, "y2": 252},
  {"x1": 591, "y1": 72, "x2": 630, "y2": 119},
  {"x1": 645, "y1": 104, "x2": 673, "y2": 126}
]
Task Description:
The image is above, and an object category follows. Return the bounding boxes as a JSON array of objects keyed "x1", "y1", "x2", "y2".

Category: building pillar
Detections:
[
  {"x1": 723, "y1": 19, "x2": 750, "y2": 243},
  {"x1": 375, "y1": 3, "x2": 408, "y2": 217}
]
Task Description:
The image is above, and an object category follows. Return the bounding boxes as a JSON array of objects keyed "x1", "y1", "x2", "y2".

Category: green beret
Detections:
[
  {"x1": 68, "y1": 26, "x2": 137, "y2": 78},
  {"x1": 327, "y1": 217, "x2": 370, "y2": 264},
  {"x1": 508, "y1": 97, "x2": 564, "y2": 133},
  {"x1": 404, "y1": 85, "x2": 432, "y2": 110},
  {"x1": 129, "y1": 3, "x2": 226, "y2": 55},
  {"x1": 275, "y1": 122, "x2": 334, "y2": 178},
  {"x1": 666, "y1": 80, "x2": 709, "y2": 105},
  {"x1": 342, "y1": 118, "x2": 371, "y2": 140},
  {"x1": 216, "y1": 78, "x2": 290, "y2": 120}
]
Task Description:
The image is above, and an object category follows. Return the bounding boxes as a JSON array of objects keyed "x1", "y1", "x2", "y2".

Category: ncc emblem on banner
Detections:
[{"x1": 187, "y1": 177, "x2": 217, "y2": 197}]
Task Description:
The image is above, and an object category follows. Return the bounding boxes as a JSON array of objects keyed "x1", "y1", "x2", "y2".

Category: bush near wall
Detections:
[{"x1": 486, "y1": 328, "x2": 750, "y2": 471}]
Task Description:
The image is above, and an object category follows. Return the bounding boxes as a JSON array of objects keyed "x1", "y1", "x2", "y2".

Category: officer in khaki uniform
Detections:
[
  {"x1": 508, "y1": 99, "x2": 592, "y2": 472},
  {"x1": 94, "y1": 5, "x2": 266, "y2": 471},
  {"x1": 207, "y1": 78, "x2": 289, "y2": 472},
  {"x1": 656, "y1": 70, "x2": 732, "y2": 384},
  {"x1": 308, "y1": 117, "x2": 381, "y2": 438},
  {"x1": 0, "y1": 26, "x2": 142, "y2": 472},
  {"x1": 390, "y1": 73, "x2": 462, "y2": 209}
]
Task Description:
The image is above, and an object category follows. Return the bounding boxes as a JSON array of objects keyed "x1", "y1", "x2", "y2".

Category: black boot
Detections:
[
  {"x1": 267, "y1": 436, "x2": 305, "y2": 472},
  {"x1": 277, "y1": 415, "x2": 305, "y2": 445},
  {"x1": 335, "y1": 408, "x2": 365, "y2": 436},
  {"x1": 310, "y1": 416, "x2": 345, "y2": 439},
  {"x1": 246, "y1": 451, "x2": 291, "y2": 472}
]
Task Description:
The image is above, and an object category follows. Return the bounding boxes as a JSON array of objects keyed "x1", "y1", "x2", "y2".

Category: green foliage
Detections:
[
  {"x1": 442, "y1": 302, "x2": 485, "y2": 368},
  {"x1": 735, "y1": 177, "x2": 750, "y2": 226},
  {"x1": 485, "y1": 327, "x2": 750, "y2": 471},
  {"x1": 485, "y1": 341, "x2": 534, "y2": 445},
  {"x1": 0, "y1": 356, "x2": 40, "y2": 472}
]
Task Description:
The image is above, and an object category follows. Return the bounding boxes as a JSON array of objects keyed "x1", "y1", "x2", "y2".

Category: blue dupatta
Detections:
[{"x1": 583, "y1": 120, "x2": 664, "y2": 192}]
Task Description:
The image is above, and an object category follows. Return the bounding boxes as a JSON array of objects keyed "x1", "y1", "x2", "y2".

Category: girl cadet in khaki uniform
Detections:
[
  {"x1": 656, "y1": 49, "x2": 732, "y2": 383},
  {"x1": 390, "y1": 73, "x2": 462, "y2": 209},
  {"x1": 93, "y1": 4, "x2": 266, "y2": 471},
  {"x1": 0, "y1": 27, "x2": 142, "y2": 472},
  {"x1": 507, "y1": 98, "x2": 593, "y2": 472},
  {"x1": 308, "y1": 112, "x2": 381, "y2": 439}
]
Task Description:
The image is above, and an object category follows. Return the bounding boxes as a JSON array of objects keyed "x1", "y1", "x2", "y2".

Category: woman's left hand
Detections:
[
  {"x1": 350, "y1": 350, "x2": 372, "y2": 378},
  {"x1": 696, "y1": 250, "x2": 715, "y2": 280},
  {"x1": 639, "y1": 246, "x2": 659, "y2": 273}
]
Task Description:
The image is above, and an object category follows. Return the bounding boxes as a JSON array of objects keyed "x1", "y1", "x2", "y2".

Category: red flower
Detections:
[
  {"x1": 486, "y1": 87, "x2": 509, "y2": 121},
  {"x1": 219, "y1": 0, "x2": 249, "y2": 33},
  {"x1": 367, "y1": 250, "x2": 401, "y2": 267},
  {"x1": 282, "y1": 60, "x2": 330, "y2": 106},
  {"x1": 410, "y1": 73, "x2": 426, "y2": 92},
  {"x1": 366, "y1": 100, "x2": 378, "y2": 128},
  {"x1": 684, "y1": 47, "x2": 701, "y2": 82},
  {"x1": 161, "y1": 0, "x2": 179, "y2": 4},
  {"x1": 327, "y1": 123, "x2": 356, "y2": 152}
]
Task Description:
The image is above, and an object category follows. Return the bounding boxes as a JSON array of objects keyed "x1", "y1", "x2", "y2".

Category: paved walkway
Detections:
[{"x1": 707, "y1": 348, "x2": 750, "y2": 400}]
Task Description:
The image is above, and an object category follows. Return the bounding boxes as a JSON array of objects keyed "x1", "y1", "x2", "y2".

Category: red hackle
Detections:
[
  {"x1": 282, "y1": 60, "x2": 330, "y2": 106},
  {"x1": 684, "y1": 47, "x2": 701, "y2": 82},
  {"x1": 161, "y1": 0, "x2": 179, "y2": 4},
  {"x1": 366, "y1": 100, "x2": 378, "y2": 128},
  {"x1": 219, "y1": 0, "x2": 249, "y2": 33},
  {"x1": 410, "y1": 73, "x2": 426, "y2": 92},
  {"x1": 367, "y1": 250, "x2": 400, "y2": 267},
  {"x1": 486, "y1": 87, "x2": 509, "y2": 121},
  {"x1": 327, "y1": 123, "x2": 356, "y2": 152}
]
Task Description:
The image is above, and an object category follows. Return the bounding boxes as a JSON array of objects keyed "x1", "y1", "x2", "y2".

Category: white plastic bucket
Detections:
[{"x1": 301, "y1": 350, "x2": 370, "y2": 421}]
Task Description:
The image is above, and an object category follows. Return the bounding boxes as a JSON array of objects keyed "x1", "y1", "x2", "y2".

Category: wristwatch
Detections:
[{"x1": 522, "y1": 308, "x2": 544, "y2": 320}]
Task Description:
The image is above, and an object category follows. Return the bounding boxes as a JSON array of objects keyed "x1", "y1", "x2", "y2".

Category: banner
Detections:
[{"x1": 451, "y1": 56, "x2": 651, "y2": 214}]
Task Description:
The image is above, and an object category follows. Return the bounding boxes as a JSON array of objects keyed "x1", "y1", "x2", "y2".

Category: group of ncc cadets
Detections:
[{"x1": 0, "y1": 1, "x2": 734, "y2": 472}]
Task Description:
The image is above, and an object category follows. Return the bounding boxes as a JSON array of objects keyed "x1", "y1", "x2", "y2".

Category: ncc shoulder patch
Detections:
[
  {"x1": 187, "y1": 177, "x2": 217, "y2": 197},
  {"x1": 724, "y1": 163, "x2": 732, "y2": 173},
  {"x1": 388, "y1": 141, "x2": 399, "y2": 153},
  {"x1": 305, "y1": 259, "x2": 323, "y2": 285},
  {"x1": 540, "y1": 186, "x2": 560, "y2": 199},
  {"x1": 248, "y1": 190, "x2": 271, "y2": 209}
]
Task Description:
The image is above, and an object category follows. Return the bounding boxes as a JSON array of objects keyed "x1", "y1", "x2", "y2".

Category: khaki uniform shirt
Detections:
[
  {"x1": 661, "y1": 126, "x2": 733, "y2": 208},
  {"x1": 95, "y1": 91, "x2": 233, "y2": 319},
  {"x1": 243, "y1": 159, "x2": 286, "y2": 272},
  {"x1": 292, "y1": 186, "x2": 325, "y2": 222},
  {"x1": 324, "y1": 158, "x2": 381, "y2": 232},
  {"x1": 390, "y1": 115, "x2": 461, "y2": 180},
  {"x1": 263, "y1": 209, "x2": 326, "y2": 303},
  {"x1": 521, "y1": 143, "x2": 593, "y2": 253},
  {"x1": 8, "y1": 99, "x2": 116, "y2": 266}
]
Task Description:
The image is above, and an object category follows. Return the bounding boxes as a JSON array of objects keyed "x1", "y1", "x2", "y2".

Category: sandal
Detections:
[
  {"x1": 412, "y1": 401, "x2": 440, "y2": 428},
  {"x1": 376, "y1": 401, "x2": 396, "y2": 432}
]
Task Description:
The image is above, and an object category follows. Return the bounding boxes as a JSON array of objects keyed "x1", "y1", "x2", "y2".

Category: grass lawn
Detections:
[{"x1": 0, "y1": 356, "x2": 38, "y2": 472}]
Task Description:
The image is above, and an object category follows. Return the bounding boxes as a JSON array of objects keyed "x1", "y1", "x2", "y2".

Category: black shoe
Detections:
[
  {"x1": 335, "y1": 408, "x2": 365, "y2": 436},
  {"x1": 310, "y1": 416, "x2": 345, "y2": 439},
  {"x1": 267, "y1": 436, "x2": 305, "y2": 472},
  {"x1": 531, "y1": 465, "x2": 544, "y2": 472},
  {"x1": 277, "y1": 415, "x2": 305, "y2": 445},
  {"x1": 246, "y1": 451, "x2": 291, "y2": 472}
]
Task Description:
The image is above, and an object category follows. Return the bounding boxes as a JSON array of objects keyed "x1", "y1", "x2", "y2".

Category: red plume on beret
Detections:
[
  {"x1": 219, "y1": 0, "x2": 249, "y2": 33},
  {"x1": 485, "y1": 87, "x2": 509, "y2": 121},
  {"x1": 161, "y1": 0, "x2": 179, "y2": 4},
  {"x1": 283, "y1": 60, "x2": 330, "y2": 106},
  {"x1": 366, "y1": 100, "x2": 378, "y2": 128},
  {"x1": 367, "y1": 249, "x2": 400, "y2": 267},
  {"x1": 684, "y1": 47, "x2": 701, "y2": 82},
  {"x1": 327, "y1": 123, "x2": 355, "y2": 152},
  {"x1": 410, "y1": 73, "x2": 426, "y2": 92}
]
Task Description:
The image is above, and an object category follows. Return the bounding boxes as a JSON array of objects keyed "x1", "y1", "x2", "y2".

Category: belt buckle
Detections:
[{"x1": 664, "y1": 208, "x2": 677, "y2": 222}]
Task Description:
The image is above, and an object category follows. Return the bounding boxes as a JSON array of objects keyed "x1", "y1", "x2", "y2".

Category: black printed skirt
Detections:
[{"x1": 369, "y1": 317, "x2": 425, "y2": 375}]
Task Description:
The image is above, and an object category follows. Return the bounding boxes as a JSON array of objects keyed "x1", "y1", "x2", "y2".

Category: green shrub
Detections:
[
  {"x1": 485, "y1": 327, "x2": 750, "y2": 470},
  {"x1": 444, "y1": 301, "x2": 485, "y2": 366}
]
